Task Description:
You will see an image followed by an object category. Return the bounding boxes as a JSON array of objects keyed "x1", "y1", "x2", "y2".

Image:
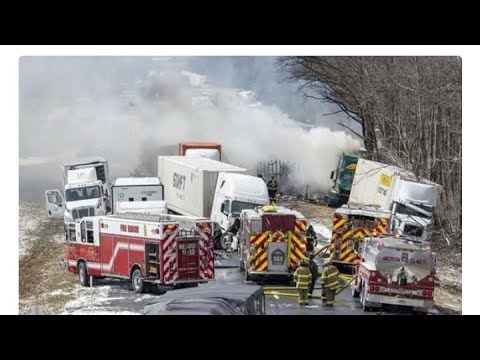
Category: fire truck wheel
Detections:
[
  {"x1": 351, "y1": 283, "x2": 360, "y2": 298},
  {"x1": 360, "y1": 284, "x2": 370, "y2": 311},
  {"x1": 78, "y1": 262, "x2": 89, "y2": 287},
  {"x1": 131, "y1": 268, "x2": 144, "y2": 294}
]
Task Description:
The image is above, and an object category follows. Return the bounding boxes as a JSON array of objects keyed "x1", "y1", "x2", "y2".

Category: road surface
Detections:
[{"x1": 61, "y1": 255, "x2": 440, "y2": 315}]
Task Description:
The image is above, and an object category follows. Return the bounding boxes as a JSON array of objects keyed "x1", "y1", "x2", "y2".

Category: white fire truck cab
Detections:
[
  {"x1": 64, "y1": 213, "x2": 215, "y2": 293},
  {"x1": 238, "y1": 205, "x2": 308, "y2": 282},
  {"x1": 352, "y1": 235, "x2": 435, "y2": 312}
]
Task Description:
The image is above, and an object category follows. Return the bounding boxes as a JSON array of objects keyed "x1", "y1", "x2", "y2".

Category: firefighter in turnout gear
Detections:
[
  {"x1": 294, "y1": 259, "x2": 312, "y2": 306},
  {"x1": 306, "y1": 225, "x2": 317, "y2": 254},
  {"x1": 267, "y1": 176, "x2": 278, "y2": 204},
  {"x1": 308, "y1": 254, "x2": 319, "y2": 298},
  {"x1": 320, "y1": 260, "x2": 340, "y2": 306}
]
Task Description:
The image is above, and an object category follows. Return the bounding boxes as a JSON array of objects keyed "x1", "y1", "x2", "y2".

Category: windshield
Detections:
[
  {"x1": 66, "y1": 186, "x2": 101, "y2": 202},
  {"x1": 231, "y1": 201, "x2": 261, "y2": 216},
  {"x1": 338, "y1": 170, "x2": 354, "y2": 187},
  {"x1": 396, "y1": 203, "x2": 432, "y2": 219}
]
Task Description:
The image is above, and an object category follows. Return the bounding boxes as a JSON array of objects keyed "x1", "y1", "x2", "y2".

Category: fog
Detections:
[{"x1": 19, "y1": 57, "x2": 362, "y2": 201}]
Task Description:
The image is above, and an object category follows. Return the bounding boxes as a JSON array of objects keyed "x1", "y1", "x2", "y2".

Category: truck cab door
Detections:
[{"x1": 45, "y1": 190, "x2": 65, "y2": 218}]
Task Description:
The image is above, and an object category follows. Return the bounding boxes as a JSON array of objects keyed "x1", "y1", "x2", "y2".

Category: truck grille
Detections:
[
  {"x1": 72, "y1": 207, "x2": 95, "y2": 220},
  {"x1": 404, "y1": 224, "x2": 423, "y2": 237}
]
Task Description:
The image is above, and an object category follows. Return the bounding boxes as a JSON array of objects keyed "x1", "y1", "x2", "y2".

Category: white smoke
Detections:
[
  {"x1": 19, "y1": 57, "x2": 362, "y2": 200},
  {"x1": 130, "y1": 71, "x2": 362, "y2": 193}
]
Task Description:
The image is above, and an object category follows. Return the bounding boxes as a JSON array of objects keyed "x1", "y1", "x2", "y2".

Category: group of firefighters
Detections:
[{"x1": 293, "y1": 225, "x2": 340, "y2": 307}]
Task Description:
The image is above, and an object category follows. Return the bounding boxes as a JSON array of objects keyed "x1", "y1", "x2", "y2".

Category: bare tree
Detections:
[{"x1": 279, "y1": 56, "x2": 462, "y2": 248}]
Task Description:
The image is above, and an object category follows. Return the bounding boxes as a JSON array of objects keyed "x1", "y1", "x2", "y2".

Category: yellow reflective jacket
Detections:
[
  {"x1": 294, "y1": 265, "x2": 312, "y2": 289},
  {"x1": 320, "y1": 265, "x2": 340, "y2": 289}
]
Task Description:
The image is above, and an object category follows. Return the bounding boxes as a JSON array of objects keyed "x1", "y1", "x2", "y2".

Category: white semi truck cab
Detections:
[
  {"x1": 388, "y1": 179, "x2": 439, "y2": 242},
  {"x1": 158, "y1": 156, "x2": 269, "y2": 251},
  {"x1": 349, "y1": 159, "x2": 442, "y2": 242},
  {"x1": 45, "y1": 157, "x2": 109, "y2": 223},
  {"x1": 211, "y1": 172, "x2": 269, "y2": 250}
]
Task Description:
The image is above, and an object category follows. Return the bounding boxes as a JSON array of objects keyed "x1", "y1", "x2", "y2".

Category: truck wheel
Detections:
[
  {"x1": 131, "y1": 269, "x2": 144, "y2": 294},
  {"x1": 351, "y1": 283, "x2": 360, "y2": 298},
  {"x1": 220, "y1": 233, "x2": 234, "y2": 252},
  {"x1": 78, "y1": 262, "x2": 89, "y2": 287},
  {"x1": 360, "y1": 285, "x2": 370, "y2": 311}
]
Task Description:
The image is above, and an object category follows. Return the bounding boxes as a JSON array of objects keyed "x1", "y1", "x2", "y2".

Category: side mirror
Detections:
[
  {"x1": 220, "y1": 203, "x2": 225, "y2": 214},
  {"x1": 330, "y1": 171, "x2": 335, "y2": 180}
]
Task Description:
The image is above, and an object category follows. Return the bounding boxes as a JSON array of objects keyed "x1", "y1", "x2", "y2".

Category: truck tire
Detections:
[
  {"x1": 220, "y1": 233, "x2": 234, "y2": 252},
  {"x1": 360, "y1": 284, "x2": 370, "y2": 311},
  {"x1": 131, "y1": 268, "x2": 144, "y2": 294},
  {"x1": 351, "y1": 283, "x2": 360, "y2": 298},
  {"x1": 78, "y1": 262, "x2": 89, "y2": 287}
]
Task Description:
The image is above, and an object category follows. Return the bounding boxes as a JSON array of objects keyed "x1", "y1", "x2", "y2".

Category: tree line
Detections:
[{"x1": 279, "y1": 56, "x2": 461, "y2": 248}]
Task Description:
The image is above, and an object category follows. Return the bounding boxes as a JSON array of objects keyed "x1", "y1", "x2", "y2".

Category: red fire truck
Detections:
[
  {"x1": 64, "y1": 213, "x2": 215, "y2": 293},
  {"x1": 238, "y1": 205, "x2": 308, "y2": 282},
  {"x1": 329, "y1": 205, "x2": 391, "y2": 273}
]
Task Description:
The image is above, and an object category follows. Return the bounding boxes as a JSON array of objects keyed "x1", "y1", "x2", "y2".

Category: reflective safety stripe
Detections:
[
  {"x1": 295, "y1": 274, "x2": 311, "y2": 289},
  {"x1": 324, "y1": 280, "x2": 339, "y2": 288},
  {"x1": 297, "y1": 274, "x2": 311, "y2": 281},
  {"x1": 325, "y1": 271, "x2": 339, "y2": 279}
]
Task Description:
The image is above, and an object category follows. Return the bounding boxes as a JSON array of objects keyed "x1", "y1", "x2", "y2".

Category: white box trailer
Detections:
[
  {"x1": 349, "y1": 159, "x2": 442, "y2": 242},
  {"x1": 349, "y1": 159, "x2": 440, "y2": 210},
  {"x1": 158, "y1": 156, "x2": 247, "y2": 217},
  {"x1": 111, "y1": 177, "x2": 164, "y2": 214},
  {"x1": 62, "y1": 156, "x2": 109, "y2": 187}
]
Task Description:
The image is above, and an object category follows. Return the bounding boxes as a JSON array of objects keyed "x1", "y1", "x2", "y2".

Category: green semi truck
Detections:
[{"x1": 326, "y1": 153, "x2": 358, "y2": 208}]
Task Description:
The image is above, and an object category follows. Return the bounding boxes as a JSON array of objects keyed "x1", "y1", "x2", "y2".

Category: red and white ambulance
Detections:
[{"x1": 64, "y1": 213, "x2": 215, "y2": 293}]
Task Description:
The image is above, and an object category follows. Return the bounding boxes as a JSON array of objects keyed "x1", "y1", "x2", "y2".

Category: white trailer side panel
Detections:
[
  {"x1": 350, "y1": 159, "x2": 438, "y2": 210},
  {"x1": 349, "y1": 159, "x2": 387, "y2": 207},
  {"x1": 112, "y1": 184, "x2": 164, "y2": 214},
  {"x1": 158, "y1": 156, "x2": 246, "y2": 217}
]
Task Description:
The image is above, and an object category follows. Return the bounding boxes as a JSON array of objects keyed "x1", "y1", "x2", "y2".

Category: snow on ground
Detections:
[
  {"x1": 19, "y1": 201, "x2": 48, "y2": 256},
  {"x1": 309, "y1": 220, "x2": 332, "y2": 242},
  {"x1": 19, "y1": 201, "x2": 64, "y2": 257},
  {"x1": 60, "y1": 281, "x2": 158, "y2": 315}
]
